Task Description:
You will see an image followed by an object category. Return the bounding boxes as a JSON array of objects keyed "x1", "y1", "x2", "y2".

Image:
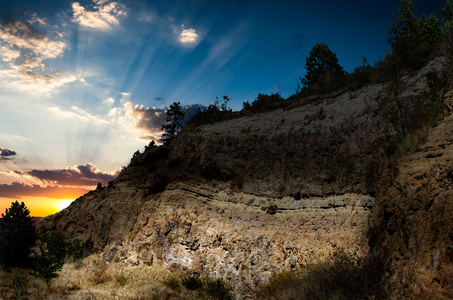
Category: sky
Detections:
[{"x1": 0, "y1": 0, "x2": 448, "y2": 217}]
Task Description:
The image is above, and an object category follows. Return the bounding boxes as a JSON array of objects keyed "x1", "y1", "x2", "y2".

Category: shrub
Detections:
[
  {"x1": 33, "y1": 231, "x2": 67, "y2": 282},
  {"x1": 66, "y1": 239, "x2": 94, "y2": 262},
  {"x1": 182, "y1": 275, "x2": 202, "y2": 290},
  {"x1": 0, "y1": 201, "x2": 36, "y2": 268},
  {"x1": 205, "y1": 279, "x2": 232, "y2": 300}
]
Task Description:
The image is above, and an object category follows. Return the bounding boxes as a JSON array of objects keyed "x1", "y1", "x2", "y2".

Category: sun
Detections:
[{"x1": 55, "y1": 199, "x2": 74, "y2": 212}]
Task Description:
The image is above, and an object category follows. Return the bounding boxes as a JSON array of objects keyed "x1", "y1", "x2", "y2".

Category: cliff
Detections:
[{"x1": 38, "y1": 57, "x2": 453, "y2": 298}]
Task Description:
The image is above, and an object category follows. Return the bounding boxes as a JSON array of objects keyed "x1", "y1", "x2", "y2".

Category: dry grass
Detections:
[{"x1": 0, "y1": 254, "x2": 229, "y2": 299}]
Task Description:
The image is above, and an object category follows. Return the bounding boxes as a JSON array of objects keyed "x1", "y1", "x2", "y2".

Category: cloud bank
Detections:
[
  {"x1": 0, "y1": 181, "x2": 89, "y2": 199},
  {"x1": 17, "y1": 163, "x2": 119, "y2": 186}
]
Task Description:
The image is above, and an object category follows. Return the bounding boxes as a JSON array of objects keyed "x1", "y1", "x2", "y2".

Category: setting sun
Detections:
[{"x1": 55, "y1": 199, "x2": 74, "y2": 212}]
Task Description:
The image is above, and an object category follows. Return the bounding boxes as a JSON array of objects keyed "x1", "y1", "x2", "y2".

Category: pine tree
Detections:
[
  {"x1": 300, "y1": 43, "x2": 345, "y2": 95},
  {"x1": 388, "y1": 0, "x2": 441, "y2": 68},
  {"x1": 0, "y1": 201, "x2": 36, "y2": 267},
  {"x1": 161, "y1": 101, "x2": 185, "y2": 144}
]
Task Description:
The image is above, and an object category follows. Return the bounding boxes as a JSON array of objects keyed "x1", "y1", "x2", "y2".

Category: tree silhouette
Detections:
[
  {"x1": 161, "y1": 101, "x2": 185, "y2": 144},
  {"x1": 300, "y1": 43, "x2": 345, "y2": 95},
  {"x1": 0, "y1": 201, "x2": 36, "y2": 267}
]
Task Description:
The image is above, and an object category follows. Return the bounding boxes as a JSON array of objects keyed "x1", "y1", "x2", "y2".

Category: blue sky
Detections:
[{"x1": 0, "y1": 0, "x2": 448, "y2": 216}]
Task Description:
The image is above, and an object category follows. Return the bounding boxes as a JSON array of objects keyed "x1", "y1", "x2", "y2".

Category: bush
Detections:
[
  {"x1": 33, "y1": 231, "x2": 67, "y2": 281},
  {"x1": 66, "y1": 239, "x2": 94, "y2": 261},
  {"x1": 0, "y1": 201, "x2": 36, "y2": 268},
  {"x1": 182, "y1": 275, "x2": 202, "y2": 290}
]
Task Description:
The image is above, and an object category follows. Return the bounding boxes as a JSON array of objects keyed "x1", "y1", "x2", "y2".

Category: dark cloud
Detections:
[
  {"x1": 16, "y1": 163, "x2": 119, "y2": 186},
  {"x1": 0, "y1": 147, "x2": 17, "y2": 161},
  {"x1": 133, "y1": 104, "x2": 205, "y2": 134},
  {"x1": 0, "y1": 181, "x2": 89, "y2": 199},
  {"x1": 154, "y1": 97, "x2": 164, "y2": 101}
]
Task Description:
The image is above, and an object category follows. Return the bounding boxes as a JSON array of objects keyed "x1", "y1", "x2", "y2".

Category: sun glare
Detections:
[{"x1": 56, "y1": 199, "x2": 74, "y2": 211}]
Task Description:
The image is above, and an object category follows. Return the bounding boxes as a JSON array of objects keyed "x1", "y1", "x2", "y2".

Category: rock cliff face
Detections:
[
  {"x1": 42, "y1": 182, "x2": 373, "y2": 295},
  {"x1": 38, "y1": 58, "x2": 453, "y2": 298},
  {"x1": 370, "y1": 94, "x2": 453, "y2": 299}
]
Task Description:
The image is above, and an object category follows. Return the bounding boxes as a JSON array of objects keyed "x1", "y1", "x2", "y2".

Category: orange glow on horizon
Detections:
[{"x1": 0, "y1": 196, "x2": 80, "y2": 218}]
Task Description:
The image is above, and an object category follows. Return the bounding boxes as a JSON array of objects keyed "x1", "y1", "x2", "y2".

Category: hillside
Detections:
[{"x1": 37, "y1": 57, "x2": 453, "y2": 298}]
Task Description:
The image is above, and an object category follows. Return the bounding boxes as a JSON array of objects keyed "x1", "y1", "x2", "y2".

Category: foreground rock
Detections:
[{"x1": 40, "y1": 183, "x2": 373, "y2": 296}]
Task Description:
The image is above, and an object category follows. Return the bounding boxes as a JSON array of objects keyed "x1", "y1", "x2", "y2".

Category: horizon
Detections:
[{"x1": 0, "y1": 0, "x2": 449, "y2": 217}]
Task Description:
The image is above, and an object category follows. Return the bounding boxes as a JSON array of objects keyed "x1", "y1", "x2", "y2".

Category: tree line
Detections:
[{"x1": 156, "y1": 0, "x2": 453, "y2": 143}]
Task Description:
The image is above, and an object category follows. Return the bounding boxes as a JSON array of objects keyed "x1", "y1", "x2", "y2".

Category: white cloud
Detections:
[
  {"x1": 103, "y1": 97, "x2": 115, "y2": 104},
  {"x1": 178, "y1": 26, "x2": 198, "y2": 44},
  {"x1": 71, "y1": 0, "x2": 126, "y2": 30},
  {"x1": 120, "y1": 92, "x2": 130, "y2": 102},
  {"x1": 0, "y1": 15, "x2": 75, "y2": 91},
  {"x1": 0, "y1": 20, "x2": 66, "y2": 60},
  {"x1": 1, "y1": 46, "x2": 20, "y2": 62}
]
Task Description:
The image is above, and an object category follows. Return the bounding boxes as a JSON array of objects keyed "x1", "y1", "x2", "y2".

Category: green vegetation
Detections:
[
  {"x1": 0, "y1": 201, "x2": 36, "y2": 268},
  {"x1": 388, "y1": 0, "x2": 442, "y2": 69},
  {"x1": 33, "y1": 231, "x2": 67, "y2": 281}
]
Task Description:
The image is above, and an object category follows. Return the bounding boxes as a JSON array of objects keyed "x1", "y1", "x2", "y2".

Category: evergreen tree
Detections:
[
  {"x1": 300, "y1": 43, "x2": 345, "y2": 95},
  {"x1": 388, "y1": 0, "x2": 441, "y2": 68},
  {"x1": 161, "y1": 101, "x2": 185, "y2": 144},
  {"x1": 0, "y1": 201, "x2": 36, "y2": 267},
  {"x1": 442, "y1": 0, "x2": 453, "y2": 26}
]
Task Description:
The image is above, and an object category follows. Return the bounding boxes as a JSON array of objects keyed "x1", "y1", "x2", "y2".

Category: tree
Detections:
[
  {"x1": 442, "y1": 0, "x2": 453, "y2": 49},
  {"x1": 300, "y1": 43, "x2": 345, "y2": 95},
  {"x1": 144, "y1": 140, "x2": 156, "y2": 151},
  {"x1": 388, "y1": 0, "x2": 441, "y2": 68},
  {"x1": 161, "y1": 101, "x2": 185, "y2": 144},
  {"x1": 443, "y1": 0, "x2": 453, "y2": 25},
  {"x1": 0, "y1": 201, "x2": 36, "y2": 267}
]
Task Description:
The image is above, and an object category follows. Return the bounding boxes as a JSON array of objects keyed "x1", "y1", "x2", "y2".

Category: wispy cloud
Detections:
[
  {"x1": 0, "y1": 11, "x2": 76, "y2": 90},
  {"x1": 0, "y1": 147, "x2": 17, "y2": 162},
  {"x1": 203, "y1": 22, "x2": 249, "y2": 69},
  {"x1": 48, "y1": 105, "x2": 110, "y2": 125},
  {"x1": 71, "y1": 0, "x2": 126, "y2": 30}
]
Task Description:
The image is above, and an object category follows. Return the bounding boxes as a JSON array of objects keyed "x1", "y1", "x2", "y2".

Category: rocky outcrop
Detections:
[
  {"x1": 370, "y1": 98, "x2": 453, "y2": 299},
  {"x1": 40, "y1": 182, "x2": 373, "y2": 296},
  {"x1": 38, "y1": 57, "x2": 453, "y2": 298}
]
